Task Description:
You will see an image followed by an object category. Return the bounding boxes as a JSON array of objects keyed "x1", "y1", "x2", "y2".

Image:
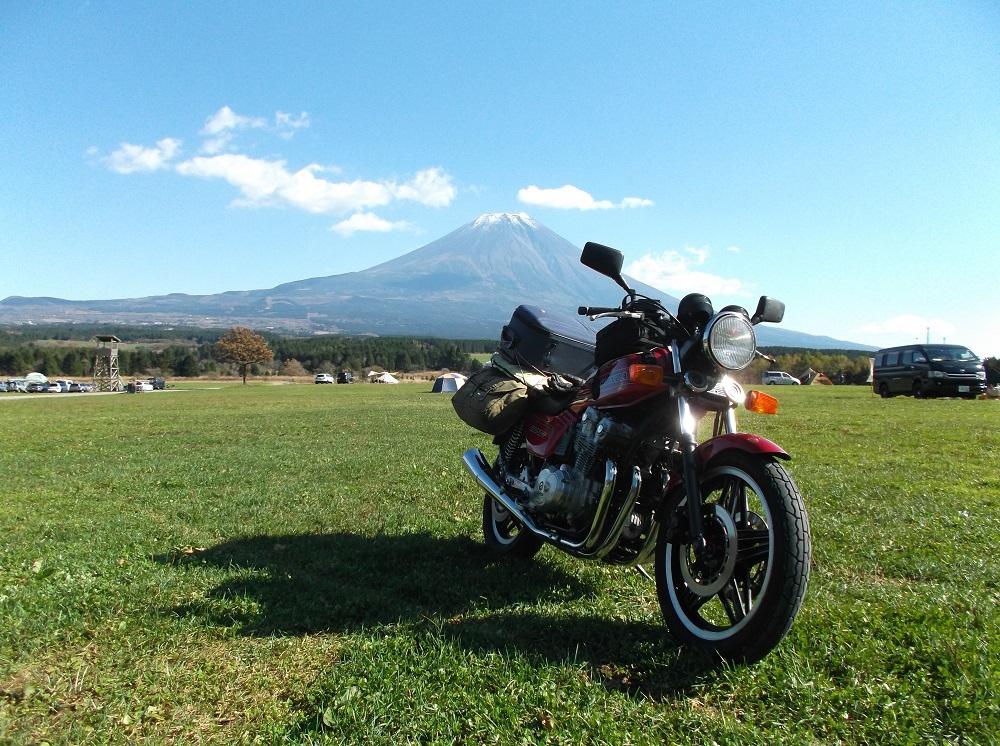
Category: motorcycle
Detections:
[{"x1": 457, "y1": 241, "x2": 810, "y2": 663}]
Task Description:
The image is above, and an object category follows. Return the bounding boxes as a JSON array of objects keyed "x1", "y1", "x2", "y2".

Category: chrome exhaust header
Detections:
[
  {"x1": 461, "y1": 448, "x2": 641, "y2": 558},
  {"x1": 461, "y1": 448, "x2": 560, "y2": 543}
]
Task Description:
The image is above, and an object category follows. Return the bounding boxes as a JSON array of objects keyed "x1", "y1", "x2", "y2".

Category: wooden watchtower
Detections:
[{"x1": 93, "y1": 335, "x2": 123, "y2": 392}]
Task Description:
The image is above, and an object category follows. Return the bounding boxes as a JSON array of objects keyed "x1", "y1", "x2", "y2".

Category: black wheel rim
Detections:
[
  {"x1": 665, "y1": 466, "x2": 775, "y2": 641},
  {"x1": 489, "y1": 498, "x2": 522, "y2": 545}
]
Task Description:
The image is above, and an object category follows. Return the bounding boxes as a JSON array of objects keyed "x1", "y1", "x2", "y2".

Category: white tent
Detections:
[
  {"x1": 372, "y1": 372, "x2": 399, "y2": 384},
  {"x1": 432, "y1": 372, "x2": 467, "y2": 393}
]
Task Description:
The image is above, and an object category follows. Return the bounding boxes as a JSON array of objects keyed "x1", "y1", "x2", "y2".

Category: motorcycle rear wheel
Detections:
[
  {"x1": 482, "y1": 494, "x2": 544, "y2": 558},
  {"x1": 655, "y1": 451, "x2": 810, "y2": 663}
]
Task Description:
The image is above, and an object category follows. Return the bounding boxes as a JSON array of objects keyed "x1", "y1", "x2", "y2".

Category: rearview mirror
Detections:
[
  {"x1": 581, "y1": 242, "x2": 624, "y2": 279},
  {"x1": 751, "y1": 296, "x2": 785, "y2": 324}
]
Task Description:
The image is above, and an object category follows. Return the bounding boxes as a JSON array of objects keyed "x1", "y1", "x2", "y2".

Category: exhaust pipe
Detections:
[
  {"x1": 461, "y1": 449, "x2": 560, "y2": 543},
  {"x1": 461, "y1": 448, "x2": 641, "y2": 559}
]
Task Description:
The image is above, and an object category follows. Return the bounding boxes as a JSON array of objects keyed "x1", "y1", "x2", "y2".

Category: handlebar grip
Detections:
[{"x1": 578, "y1": 306, "x2": 617, "y2": 316}]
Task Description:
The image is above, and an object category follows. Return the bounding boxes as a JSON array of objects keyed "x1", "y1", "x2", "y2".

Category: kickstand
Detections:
[{"x1": 634, "y1": 565, "x2": 654, "y2": 583}]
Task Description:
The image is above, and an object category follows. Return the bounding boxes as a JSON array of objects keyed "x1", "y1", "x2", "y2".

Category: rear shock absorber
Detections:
[{"x1": 499, "y1": 421, "x2": 525, "y2": 468}]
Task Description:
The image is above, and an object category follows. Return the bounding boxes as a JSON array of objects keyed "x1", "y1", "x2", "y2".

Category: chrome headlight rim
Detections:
[{"x1": 703, "y1": 311, "x2": 757, "y2": 371}]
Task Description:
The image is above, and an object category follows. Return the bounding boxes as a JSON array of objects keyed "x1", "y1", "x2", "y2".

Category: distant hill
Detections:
[{"x1": 0, "y1": 212, "x2": 873, "y2": 350}]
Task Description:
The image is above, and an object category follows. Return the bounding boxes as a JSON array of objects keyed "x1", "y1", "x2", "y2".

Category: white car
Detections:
[
  {"x1": 761, "y1": 371, "x2": 801, "y2": 385},
  {"x1": 314, "y1": 373, "x2": 335, "y2": 384}
]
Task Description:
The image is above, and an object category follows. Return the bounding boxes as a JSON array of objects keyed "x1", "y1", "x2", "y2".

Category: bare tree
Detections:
[
  {"x1": 214, "y1": 327, "x2": 273, "y2": 385},
  {"x1": 279, "y1": 358, "x2": 308, "y2": 377}
]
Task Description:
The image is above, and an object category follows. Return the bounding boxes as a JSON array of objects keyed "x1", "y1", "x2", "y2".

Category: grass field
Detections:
[{"x1": 1, "y1": 384, "x2": 997, "y2": 744}]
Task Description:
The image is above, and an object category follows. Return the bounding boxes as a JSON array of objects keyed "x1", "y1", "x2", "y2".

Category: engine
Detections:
[{"x1": 525, "y1": 408, "x2": 631, "y2": 524}]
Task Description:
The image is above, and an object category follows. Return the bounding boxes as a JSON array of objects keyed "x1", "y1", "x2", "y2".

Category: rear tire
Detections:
[
  {"x1": 655, "y1": 451, "x2": 810, "y2": 663},
  {"x1": 482, "y1": 494, "x2": 544, "y2": 558},
  {"x1": 878, "y1": 383, "x2": 891, "y2": 398}
]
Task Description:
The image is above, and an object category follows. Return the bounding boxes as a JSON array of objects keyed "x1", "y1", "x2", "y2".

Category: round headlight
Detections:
[{"x1": 703, "y1": 312, "x2": 756, "y2": 370}]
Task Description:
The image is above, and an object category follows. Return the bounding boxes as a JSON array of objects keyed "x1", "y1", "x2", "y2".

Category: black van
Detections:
[{"x1": 872, "y1": 344, "x2": 986, "y2": 399}]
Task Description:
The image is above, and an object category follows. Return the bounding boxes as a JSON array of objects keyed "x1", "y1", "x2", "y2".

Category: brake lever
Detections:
[{"x1": 588, "y1": 311, "x2": 644, "y2": 321}]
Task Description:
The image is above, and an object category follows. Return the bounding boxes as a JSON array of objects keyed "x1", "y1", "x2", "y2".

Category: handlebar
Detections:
[{"x1": 577, "y1": 306, "x2": 619, "y2": 316}]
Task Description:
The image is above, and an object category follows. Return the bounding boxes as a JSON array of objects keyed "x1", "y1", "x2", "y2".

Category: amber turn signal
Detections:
[
  {"x1": 628, "y1": 364, "x2": 663, "y2": 386},
  {"x1": 745, "y1": 389, "x2": 779, "y2": 415}
]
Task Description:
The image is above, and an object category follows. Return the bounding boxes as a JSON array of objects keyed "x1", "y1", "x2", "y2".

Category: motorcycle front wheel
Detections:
[{"x1": 655, "y1": 451, "x2": 810, "y2": 663}]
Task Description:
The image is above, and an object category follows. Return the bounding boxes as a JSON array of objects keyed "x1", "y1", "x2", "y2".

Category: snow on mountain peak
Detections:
[{"x1": 472, "y1": 212, "x2": 538, "y2": 228}]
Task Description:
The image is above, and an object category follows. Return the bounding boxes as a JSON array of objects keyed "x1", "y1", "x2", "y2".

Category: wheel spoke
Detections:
[
  {"x1": 735, "y1": 528, "x2": 770, "y2": 566},
  {"x1": 719, "y1": 580, "x2": 747, "y2": 624},
  {"x1": 740, "y1": 567, "x2": 754, "y2": 612},
  {"x1": 718, "y1": 478, "x2": 751, "y2": 527},
  {"x1": 677, "y1": 583, "x2": 712, "y2": 614}
]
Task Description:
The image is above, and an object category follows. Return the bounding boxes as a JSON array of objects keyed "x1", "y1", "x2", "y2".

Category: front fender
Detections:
[{"x1": 694, "y1": 433, "x2": 790, "y2": 465}]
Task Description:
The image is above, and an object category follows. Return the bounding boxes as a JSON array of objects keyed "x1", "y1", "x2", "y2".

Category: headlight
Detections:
[
  {"x1": 703, "y1": 312, "x2": 756, "y2": 370},
  {"x1": 976, "y1": 371, "x2": 986, "y2": 380}
]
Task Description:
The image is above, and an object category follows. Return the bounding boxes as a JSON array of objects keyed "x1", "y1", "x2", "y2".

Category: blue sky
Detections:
[{"x1": 2, "y1": 2, "x2": 998, "y2": 355}]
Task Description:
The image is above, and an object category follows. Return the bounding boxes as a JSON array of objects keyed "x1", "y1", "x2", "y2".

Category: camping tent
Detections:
[
  {"x1": 800, "y1": 368, "x2": 834, "y2": 385},
  {"x1": 431, "y1": 372, "x2": 467, "y2": 393},
  {"x1": 372, "y1": 372, "x2": 399, "y2": 384}
]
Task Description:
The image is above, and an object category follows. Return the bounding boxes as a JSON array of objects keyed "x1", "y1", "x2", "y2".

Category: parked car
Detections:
[
  {"x1": 6, "y1": 380, "x2": 27, "y2": 393},
  {"x1": 0, "y1": 382, "x2": 7, "y2": 392},
  {"x1": 147, "y1": 376, "x2": 166, "y2": 390},
  {"x1": 761, "y1": 371, "x2": 801, "y2": 385},
  {"x1": 68, "y1": 382, "x2": 84, "y2": 392},
  {"x1": 47, "y1": 382, "x2": 62, "y2": 393},
  {"x1": 315, "y1": 373, "x2": 335, "y2": 384},
  {"x1": 873, "y1": 344, "x2": 986, "y2": 399},
  {"x1": 337, "y1": 370, "x2": 354, "y2": 384},
  {"x1": 55, "y1": 379, "x2": 73, "y2": 392},
  {"x1": 26, "y1": 382, "x2": 47, "y2": 393}
]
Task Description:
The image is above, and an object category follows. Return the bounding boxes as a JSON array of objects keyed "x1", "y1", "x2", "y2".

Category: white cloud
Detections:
[
  {"x1": 101, "y1": 108, "x2": 453, "y2": 218},
  {"x1": 103, "y1": 138, "x2": 181, "y2": 174},
  {"x1": 331, "y1": 212, "x2": 413, "y2": 236},
  {"x1": 726, "y1": 245, "x2": 742, "y2": 253},
  {"x1": 391, "y1": 167, "x2": 456, "y2": 207},
  {"x1": 175, "y1": 155, "x2": 455, "y2": 214},
  {"x1": 275, "y1": 110, "x2": 310, "y2": 139},
  {"x1": 858, "y1": 314, "x2": 957, "y2": 338},
  {"x1": 854, "y1": 313, "x2": 1000, "y2": 358},
  {"x1": 201, "y1": 105, "x2": 267, "y2": 136},
  {"x1": 517, "y1": 184, "x2": 653, "y2": 211},
  {"x1": 620, "y1": 196, "x2": 654, "y2": 209},
  {"x1": 625, "y1": 246, "x2": 744, "y2": 296},
  {"x1": 199, "y1": 106, "x2": 270, "y2": 154}
]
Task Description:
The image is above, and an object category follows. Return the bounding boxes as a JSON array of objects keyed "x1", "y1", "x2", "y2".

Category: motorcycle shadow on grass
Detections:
[{"x1": 157, "y1": 532, "x2": 713, "y2": 697}]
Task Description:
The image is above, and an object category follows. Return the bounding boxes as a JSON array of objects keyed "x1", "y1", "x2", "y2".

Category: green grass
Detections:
[{"x1": 1, "y1": 384, "x2": 997, "y2": 744}]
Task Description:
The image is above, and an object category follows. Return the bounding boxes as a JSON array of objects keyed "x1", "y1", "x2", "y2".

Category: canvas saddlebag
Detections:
[{"x1": 451, "y1": 364, "x2": 531, "y2": 436}]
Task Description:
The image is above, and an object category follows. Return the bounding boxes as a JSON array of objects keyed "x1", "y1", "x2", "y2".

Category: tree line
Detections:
[
  {"x1": 1, "y1": 324, "x2": 997, "y2": 384},
  {"x1": 0, "y1": 327, "x2": 494, "y2": 379}
]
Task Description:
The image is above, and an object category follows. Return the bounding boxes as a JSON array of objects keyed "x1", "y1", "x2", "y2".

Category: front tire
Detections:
[{"x1": 655, "y1": 451, "x2": 810, "y2": 663}]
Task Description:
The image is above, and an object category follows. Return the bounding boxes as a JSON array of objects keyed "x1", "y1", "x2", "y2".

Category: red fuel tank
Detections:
[{"x1": 593, "y1": 347, "x2": 671, "y2": 409}]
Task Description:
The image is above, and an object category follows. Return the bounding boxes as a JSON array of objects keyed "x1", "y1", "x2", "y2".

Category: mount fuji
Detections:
[{"x1": 0, "y1": 213, "x2": 869, "y2": 348}]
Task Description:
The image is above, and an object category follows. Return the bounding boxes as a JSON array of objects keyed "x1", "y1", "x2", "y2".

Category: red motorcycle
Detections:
[{"x1": 456, "y1": 241, "x2": 810, "y2": 662}]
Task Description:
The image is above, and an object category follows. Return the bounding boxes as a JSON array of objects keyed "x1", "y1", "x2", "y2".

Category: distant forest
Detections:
[
  {"x1": 1, "y1": 323, "x2": 997, "y2": 384},
  {"x1": 0, "y1": 324, "x2": 493, "y2": 379}
]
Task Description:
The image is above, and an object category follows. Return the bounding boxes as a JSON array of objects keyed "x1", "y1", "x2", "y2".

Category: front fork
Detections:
[{"x1": 671, "y1": 344, "x2": 739, "y2": 560}]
